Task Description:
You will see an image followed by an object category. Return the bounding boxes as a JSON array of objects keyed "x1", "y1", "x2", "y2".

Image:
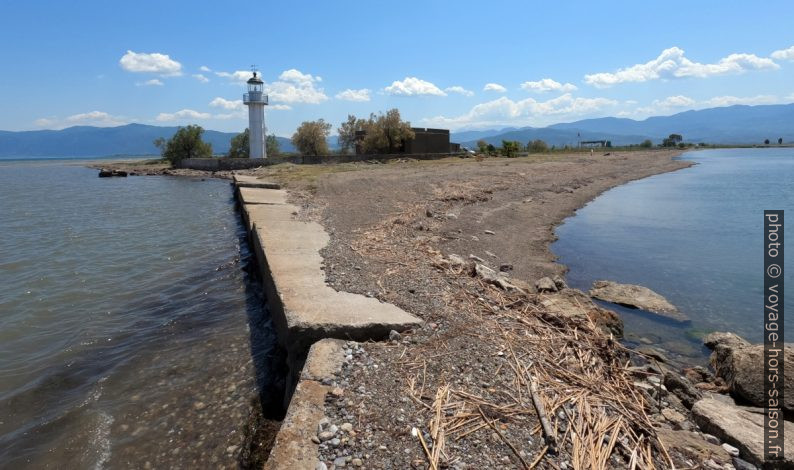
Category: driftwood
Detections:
[{"x1": 528, "y1": 373, "x2": 557, "y2": 452}]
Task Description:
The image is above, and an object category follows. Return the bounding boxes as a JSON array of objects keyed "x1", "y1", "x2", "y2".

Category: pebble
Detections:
[
  {"x1": 193, "y1": 401, "x2": 206, "y2": 411},
  {"x1": 484, "y1": 230, "x2": 495, "y2": 235},
  {"x1": 702, "y1": 433, "x2": 720, "y2": 445},
  {"x1": 318, "y1": 431, "x2": 334, "y2": 441},
  {"x1": 340, "y1": 422, "x2": 353, "y2": 432},
  {"x1": 378, "y1": 445, "x2": 387, "y2": 451},
  {"x1": 315, "y1": 462, "x2": 328, "y2": 470},
  {"x1": 311, "y1": 435, "x2": 321, "y2": 444},
  {"x1": 330, "y1": 438, "x2": 341, "y2": 447},
  {"x1": 225, "y1": 445, "x2": 238, "y2": 454},
  {"x1": 333, "y1": 456, "x2": 347, "y2": 467},
  {"x1": 328, "y1": 424, "x2": 339, "y2": 434},
  {"x1": 388, "y1": 330, "x2": 401, "y2": 341},
  {"x1": 352, "y1": 458, "x2": 363, "y2": 466},
  {"x1": 722, "y1": 442, "x2": 740, "y2": 457}
]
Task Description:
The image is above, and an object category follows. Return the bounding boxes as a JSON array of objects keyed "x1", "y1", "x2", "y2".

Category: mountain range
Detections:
[
  {"x1": 452, "y1": 103, "x2": 794, "y2": 149},
  {"x1": 0, "y1": 104, "x2": 792, "y2": 158}
]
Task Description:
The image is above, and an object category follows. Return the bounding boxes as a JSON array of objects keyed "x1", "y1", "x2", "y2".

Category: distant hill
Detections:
[
  {"x1": 2, "y1": 103, "x2": 792, "y2": 158},
  {"x1": 0, "y1": 123, "x2": 295, "y2": 158},
  {"x1": 456, "y1": 103, "x2": 794, "y2": 148}
]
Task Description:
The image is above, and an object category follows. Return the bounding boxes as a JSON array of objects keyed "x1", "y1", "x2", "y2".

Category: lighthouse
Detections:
[{"x1": 243, "y1": 71, "x2": 268, "y2": 159}]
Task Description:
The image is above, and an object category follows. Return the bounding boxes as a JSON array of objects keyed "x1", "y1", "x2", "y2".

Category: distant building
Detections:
[{"x1": 355, "y1": 127, "x2": 460, "y2": 155}]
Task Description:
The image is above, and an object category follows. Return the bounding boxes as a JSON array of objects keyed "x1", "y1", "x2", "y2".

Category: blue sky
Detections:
[{"x1": 2, "y1": 0, "x2": 794, "y2": 136}]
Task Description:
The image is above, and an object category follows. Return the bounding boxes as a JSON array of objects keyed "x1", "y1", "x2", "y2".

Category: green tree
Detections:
[
  {"x1": 764, "y1": 139, "x2": 771, "y2": 145},
  {"x1": 228, "y1": 128, "x2": 249, "y2": 158},
  {"x1": 266, "y1": 134, "x2": 281, "y2": 157},
  {"x1": 486, "y1": 143, "x2": 496, "y2": 155},
  {"x1": 292, "y1": 119, "x2": 332, "y2": 155},
  {"x1": 779, "y1": 138, "x2": 784, "y2": 145},
  {"x1": 528, "y1": 139, "x2": 549, "y2": 153},
  {"x1": 640, "y1": 139, "x2": 653, "y2": 148},
  {"x1": 159, "y1": 125, "x2": 213, "y2": 164},
  {"x1": 501, "y1": 140, "x2": 520, "y2": 157},
  {"x1": 476, "y1": 139, "x2": 488, "y2": 154},
  {"x1": 359, "y1": 109, "x2": 415, "y2": 153},
  {"x1": 337, "y1": 114, "x2": 366, "y2": 154}
]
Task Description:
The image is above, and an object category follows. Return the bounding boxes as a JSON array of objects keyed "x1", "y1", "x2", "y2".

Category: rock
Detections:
[
  {"x1": 474, "y1": 263, "x2": 524, "y2": 293},
  {"x1": 538, "y1": 288, "x2": 623, "y2": 338},
  {"x1": 588, "y1": 280, "x2": 689, "y2": 322},
  {"x1": 318, "y1": 431, "x2": 334, "y2": 441},
  {"x1": 315, "y1": 462, "x2": 328, "y2": 470},
  {"x1": 663, "y1": 372, "x2": 702, "y2": 409},
  {"x1": 388, "y1": 330, "x2": 402, "y2": 341},
  {"x1": 702, "y1": 433, "x2": 720, "y2": 445},
  {"x1": 703, "y1": 332, "x2": 750, "y2": 350},
  {"x1": 329, "y1": 438, "x2": 341, "y2": 447},
  {"x1": 340, "y1": 422, "x2": 353, "y2": 432},
  {"x1": 98, "y1": 169, "x2": 113, "y2": 177},
  {"x1": 499, "y1": 263, "x2": 513, "y2": 272},
  {"x1": 722, "y1": 443, "x2": 740, "y2": 457},
  {"x1": 425, "y1": 208, "x2": 433, "y2": 217},
  {"x1": 448, "y1": 254, "x2": 467, "y2": 267},
  {"x1": 193, "y1": 401, "x2": 207, "y2": 411},
  {"x1": 351, "y1": 458, "x2": 363, "y2": 466},
  {"x1": 732, "y1": 457, "x2": 759, "y2": 470},
  {"x1": 661, "y1": 408, "x2": 686, "y2": 424},
  {"x1": 535, "y1": 277, "x2": 558, "y2": 293},
  {"x1": 330, "y1": 387, "x2": 344, "y2": 397},
  {"x1": 683, "y1": 366, "x2": 713, "y2": 384},
  {"x1": 636, "y1": 346, "x2": 669, "y2": 364},
  {"x1": 692, "y1": 397, "x2": 794, "y2": 467},
  {"x1": 552, "y1": 275, "x2": 567, "y2": 290},
  {"x1": 656, "y1": 429, "x2": 731, "y2": 467},
  {"x1": 708, "y1": 339, "x2": 794, "y2": 413},
  {"x1": 333, "y1": 456, "x2": 347, "y2": 467},
  {"x1": 484, "y1": 230, "x2": 495, "y2": 235}
]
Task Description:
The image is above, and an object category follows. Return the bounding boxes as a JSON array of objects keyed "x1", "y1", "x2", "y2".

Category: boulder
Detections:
[
  {"x1": 98, "y1": 169, "x2": 113, "y2": 177},
  {"x1": 539, "y1": 288, "x2": 623, "y2": 338},
  {"x1": 588, "y1": 280, "x2": 689, "y2": 322},
  {"x1": 703, "y1": 331, "x2": 750, "y2": 351},
  {"x1": 692, "y1": 397, "x2": 794, "y2": 468},
  {"x1": 708, "y1": 340, "x2": 794, "y2": 414}
]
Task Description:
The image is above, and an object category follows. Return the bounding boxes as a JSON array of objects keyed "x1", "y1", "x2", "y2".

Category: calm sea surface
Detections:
[
  {"x1": 0, "y1": 160, "x2": 278, "y2": 468},
  {"x1": 553, "y1": 148, "x2": 793, "y2": 364}
]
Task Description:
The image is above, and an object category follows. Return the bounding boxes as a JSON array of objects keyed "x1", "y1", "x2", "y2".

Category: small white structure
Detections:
[{"x1": 243, "y1": 71, "x2": 268, "y2": 159}]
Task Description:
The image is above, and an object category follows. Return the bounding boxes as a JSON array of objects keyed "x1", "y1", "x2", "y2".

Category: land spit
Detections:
[{"x1": 99, "y1": 151, "x2": 780, "y2": 467}]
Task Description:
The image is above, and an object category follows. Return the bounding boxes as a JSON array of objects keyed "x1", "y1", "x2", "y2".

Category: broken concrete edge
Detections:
[
  {"x1": 232, "y1": 182, "x2": 421, "y2": 468},
  {"x1": 233, "y1": 174, "x2": 282, "y2": 189},
  {"x1": 264, "y1": 339, "x2": 346, "y2": 470}
]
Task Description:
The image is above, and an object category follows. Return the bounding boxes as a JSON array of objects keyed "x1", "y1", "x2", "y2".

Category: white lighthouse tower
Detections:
[{"x1": 243, "y1": 70, "x2": 268, "y2": 159}]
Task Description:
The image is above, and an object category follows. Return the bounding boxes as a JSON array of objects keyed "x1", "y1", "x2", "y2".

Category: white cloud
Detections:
[
  {"x1": 209, "y1": 97, "x2": 244, "y2": 110},
  {"x1": 215, "y1": 70, "x2": 251, "y2": 82},
  {"x1": 771, "y1": 46, "x2": 794, "y2": 61},
  {"x1": 384, "y1": 77, "x2": 446, "y2": 96},
  {"x1": 66, "y1": 111, "x2": 127, "y2": 126},
  {"x1": 335, "y1": 88, "x2": 371, "y2": 102},
  {"x1": 267, "y1": 69, "x2": 328, "y2": 104},
  {"x1": 199, "y1": 65, "x2": 212, "y2": 72},
  {"x1": 655, "y1": 95, "x2": 697, "y2": 107},
  {"x1": 423, "y1": 94, "x2": 617, "y2": 129},
  {"x1": 270, "y1": 104, "x2": 292, "y2": 110},
  {"x1": 192, "y1": 74, "x2": 209, "y2": 83},
  {"x1": 483, "y1": 83, "x2": 507, "y2": 93},
  {"x1": 520, "y1": 78, "x2": 578, "y2": 93},
  {"x1": 33, "y1": 111, "x2": 128, "y2": 129},
  {"x1": 155, "y1": 109, "x2": 212, "y2": 122},
  {"x1": 119, "y1": 50, "x2": 182, "y2": 76},
  {"x1": 584, "y1": 47, "x2": 779, "y2": 87},
  {"x1": 702, "y1": 94, "x2": 778, "y2": 107},
  {"x1": 445, "y1": 86, "x2": 474, "y2": 97},
  {"x1": 34, "y1": 118, "x2": 56, "y2": 127},
  {"x1": 136, "y1": 78, "x2": 164, "y2": 87}
]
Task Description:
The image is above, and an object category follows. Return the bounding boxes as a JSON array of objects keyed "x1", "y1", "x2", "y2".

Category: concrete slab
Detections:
[
  {"x1": 233, "y1": 174, "x2": 281, "y2": 189},
  {"x1": 238, "y1": 187, "x2": 288, "y2": 205},
  {"x1": 264, "y1": 379, "x2": 327, "y2": 470},
  {"x1": 243, "y1": 199, "x2": 422, "y2": 353}
]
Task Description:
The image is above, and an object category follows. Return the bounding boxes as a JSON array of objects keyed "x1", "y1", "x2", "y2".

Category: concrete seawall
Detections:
[{"x1": 232, "y1": 175, "x2": 422, "y2": 468}]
